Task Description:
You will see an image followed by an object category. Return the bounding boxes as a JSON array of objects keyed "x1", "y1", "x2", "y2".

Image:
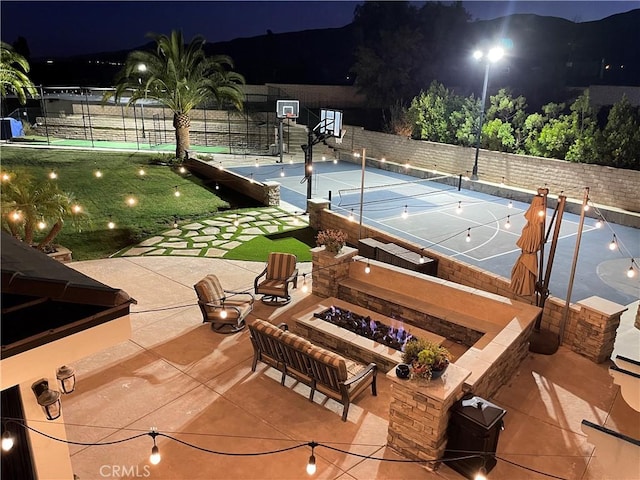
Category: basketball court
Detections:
[{"x1": 230, "y1": 159, "x2": 639, "y2": 307}]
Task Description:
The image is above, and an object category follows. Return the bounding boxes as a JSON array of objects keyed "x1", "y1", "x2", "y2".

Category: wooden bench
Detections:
[{"x1": 248, "y1": 319, "x2": 377, "y2": 421}]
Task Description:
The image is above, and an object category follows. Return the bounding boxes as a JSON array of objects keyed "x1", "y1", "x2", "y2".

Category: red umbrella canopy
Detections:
[{"x1": 511, "y1": 195, "x2": 546, "y2": 296}]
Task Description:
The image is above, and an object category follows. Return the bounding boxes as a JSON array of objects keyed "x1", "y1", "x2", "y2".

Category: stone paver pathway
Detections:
[{"x1": 115, "y1": 207, "x2": 308, "y2": 258}]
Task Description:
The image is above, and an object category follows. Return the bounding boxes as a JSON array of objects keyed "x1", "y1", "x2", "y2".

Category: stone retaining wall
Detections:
[
  {"x1": 308, "y1": 199, "x2": 627, "y2": 364},
  {"x1": 185, "y1": 157, "x2": 280, "y2": 206}
]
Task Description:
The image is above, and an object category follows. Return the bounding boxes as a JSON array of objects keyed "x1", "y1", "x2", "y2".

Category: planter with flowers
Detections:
[
  {"x1": 401, "y1": 338, "x2": 452, "y2": 382},
  {"x1": 316, "y1": 229, "x2": 347, "y2": 255}
]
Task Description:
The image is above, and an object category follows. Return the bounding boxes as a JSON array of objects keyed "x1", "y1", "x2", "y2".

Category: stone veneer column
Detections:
[
  {"x1": 306, "y1": 198, "x2": 330, "y2": 232},
  {"x1": 311, "y1": 246, "x2": 357, "y2": 298},
  {"x1": 572, "y1": 296, "x2": 628, "y2": 363},
  {"x1": 387, "y1": 364, "x2": 471, "y2": 466}
]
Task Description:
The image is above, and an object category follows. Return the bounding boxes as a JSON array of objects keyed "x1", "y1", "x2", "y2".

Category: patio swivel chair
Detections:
[
  {"x1": 194, "y1": 274, "x2": 254, "y2": 333},
  {"x1": 254, "y1": 252, "x2": 298, "y2": 306}
]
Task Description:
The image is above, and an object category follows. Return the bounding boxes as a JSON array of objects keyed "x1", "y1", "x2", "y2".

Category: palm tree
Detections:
[
  {"x1": 104, "y1": 30, "x2": 245, "y2": 160},
  {"x1": 0, "y1": 41, "x2": 38, "y2": 105},
  {"x1": 1, "y1": 174, "x2": 86, "y2": 251}
]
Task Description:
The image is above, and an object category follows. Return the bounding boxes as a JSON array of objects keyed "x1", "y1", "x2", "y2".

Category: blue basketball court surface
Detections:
[{"x1": 230, "y1": 160, "x2": 639, "y2": 307}]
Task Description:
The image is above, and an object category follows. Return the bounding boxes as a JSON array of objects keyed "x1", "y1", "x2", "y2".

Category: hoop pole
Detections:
[{"x1": 359, "y1": 147, "x2": 366, "y2": 240}]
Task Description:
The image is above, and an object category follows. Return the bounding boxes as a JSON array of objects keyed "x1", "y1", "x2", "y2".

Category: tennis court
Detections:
[{"x1": 231, "y1": 159, "x2": 639, "y2": 307}]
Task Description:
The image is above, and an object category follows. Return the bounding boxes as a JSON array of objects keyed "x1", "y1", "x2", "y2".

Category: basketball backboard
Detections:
[
  {"x1": 276, "y1": 100, "x2": 299, "y2": 119},
  {"x1": 318, "y1": 109, "x2": 343, "y2": 137}
]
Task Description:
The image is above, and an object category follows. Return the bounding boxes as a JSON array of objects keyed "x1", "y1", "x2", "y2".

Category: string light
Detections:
[
  {"x1": 72, "y1": 204, "x2": 82, "y2": 214},
  {"x1": 149, "y1": 429, "x2": 161, "y2": 465},
  {"x1": 456, "y1": 201, "x2": 463, "y2": 214},
  {"x1": 126, "y1": 195, "x2": 137, "y2": 207},
  {"x1": 38, "y1": 218, "x2": 47, "y2": 230},
  {"x1": 1, "y1": 172, "x2": 10, "y2": 182},
  {"x1": 306, "y1": 442, "x2": 318, "y2": 475},
  {"x1": 404, "y1": 162, "x2": 410, "y2": 170},
  {"x1": 1, "y1": 430, "x2": 14, "y2": 452},
  {"x1": 381, "y1": 157, "x2": 386, "y2": 163},
  {"x1": 504, "y1": 215, "x2": 511, "y2": 229},
  {"x1": 348, "y1": 209, "x2": 355, "y2": 222},
  {"x1": 474, "y1": 466, "x2": 488, "y2": 480},
  {"x1": 583, "y1": 198, "x2": 590, "y2": 212},
  {"x1": 280, "y1": 167, "x2": 285, "y2": 177},
  {"x1": 463, "y1": 171, "x2": 470, "y2": 181},
  {"x1": 321, "y1": 156, "x2": 326, "y2": 161},
  {"x1": 301, "y1": 274, "x2": 309, "y2": 293},
  {"x1": 364, "y1": 260, "x2": 371, "y2": 274},
  {"x1": 419, "y1": 248, "x2": 425, "y2": 264},
  {"x1": 179, "y1": 166, "x2": 187, "y2": 174},
  {"x1": 254, "y1": 159, "x2": 260, "y2": 168},
  {"x1": 307, "y1": 164, "x2": 313, "y2": 173},
  {"x1": 173, "y1": 216, "x2": 178, "y2": 229},
  {"x1": 249, "y1": 173, "x2": 254, "y2": 183},
  {"x1": 49, "y1": 171, "x2": 57, "y2": 180},
  {"x1": 627, "y1": 261, "x2": 636, "y2": 279},
  {"x1": 233, "y1": 215, "x2": 240, "y2": 227},
  {"x1": 138, "y1": 168, "x2": 146, "y2": 176},
  {"x1": 537, "y1": 208, "x2": 545, "y2": 218},
  {"x1": 94, "y1": 169, "x2": 103, "y2": 178},
  {"x1": 609, "y1": 234, "x2": 618, "y2": 251},
  {"x1": 290, "y1": 159, "x2": 294, "y2": 165},
  {"x1": 219, "y1": 300, "x2": 228, "y2": 319},
  {"x1": 333, "y1": 158, "x2": 338, "y2": 164},
  {"x1": 401, "y1": 205, "x2": 408, "y2": 219},
  {"x1": 293, "y1": 214, "x2": 300, "y2": 226},
  {"x1": 508, "y1": 200, "x2": 513, "y2": 209},
  {"x1": 217, "y1": 162, "x2": 224, "y2": 171},
  {"x1": 10, "y1": 211, "x2": 21, "y2": 222},
  {"x1": 107, "y1": 216, "x2": 115, "y2": 229},
  {"x1": 465, "y1": 228, "x2": 471, "y2": 242},
  {"x1": 174, "y1": 186, "x2": 181, "y2": 197},
  {"x1": 215, "y1": 182, "x2": 220, "y2": 190},
  {"x1": 500, "y1": 177, "x2": 505, "y2": 187}
]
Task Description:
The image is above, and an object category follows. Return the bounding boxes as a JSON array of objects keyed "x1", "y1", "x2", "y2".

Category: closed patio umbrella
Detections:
[{"x1": 510, "y1": 194, "x2": 546, "y2": 296}]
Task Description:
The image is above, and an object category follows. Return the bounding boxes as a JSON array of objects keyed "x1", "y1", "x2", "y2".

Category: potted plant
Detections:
[
  {"x1": 401, "y1": 338, "x2": 452, "y2": 381},
  {"x1": 316, "y1": 229, "x2": 347, "y2": 255}
]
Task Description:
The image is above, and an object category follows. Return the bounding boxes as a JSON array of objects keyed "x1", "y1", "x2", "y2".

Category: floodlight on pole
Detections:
[
  {"x1": 471, "y1": 46, "x2": 504, "y2": 180},
  {"x1": 137, "y1": 63, "x2": 147, "y2": 139}
]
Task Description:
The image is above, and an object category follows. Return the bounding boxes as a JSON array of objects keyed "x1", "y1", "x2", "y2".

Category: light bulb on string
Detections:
[
  {"x1": 401, "y1": 205, "x2": 408, "y2": 219},
  {"x1": 404, "y1": 162, "x2": 410, "y2": 170},
  {"x1": 215, "y1": 182, "x2": 220, "y2": 190},
  {"x1": 466, "y1": 228, "x2": 471, "y2": 243},
  {"x1": 364, "y1": 260, "x2": 371, "y2": 274},
  {"x1": 49, "y1": 171, "x2": 58, "y2": 180},
  {"x1": 609, "y1": 234, "x2": 618, "y2": 251},
  {"x1": 217, "y1": 162, "x2": 224, "y2": 171},
  {"x1": 293, "y1": 214, "x2": 300, "y2": 226},
  {"x1": 72, "y1": 204, "x2": 82, "y2": 214},
  {"x1": 249, "y1": 173, "x2": 254, "y2": 183},
  {"x1": 456, "y1": 201, "x2": 462, "y2": 214},
  {"x1": 290, "y1": 159, "x2": 294, "y2": 165},
  {"x1": 500, "y1": 177, "x2": 505, "y2": 186},
  {"x1": 348, "y1": 209, "x2": 355, "y2": 222},
  {"x1": 94, "y1": 169, "x2": 103, "y2": 178},
  {"x1": 172, "y1": 216, "x2": 178, "y2": 229},
  {"x1": 508, "y1": 200, "x2": 513, "y2": 209},
  {"x1": 307, "y1": 164, "x2": 313, "y2": 173},
  {"x1": 504, "y1": 216, "x2": 511, "y2": 229},
  {"x1": 126, "y1": 195, "x2": 137, "y2": 207},
  {"x1": 11, "y1": 210, "x2": 21, "y2": 222},
  {"x1": 333, "y1": 158, "x2": 338, "y2": 164},
  {"x1": 463, "y1": 171, "x2": 470, "y2": 181},
  {"x1": 474, "y1": 466, "x2": 488, "y2": 480},
  {"x1": 419, "y1": 249, "x2": 425, "y2": 264},
  {"x1": 179, "y1": 165, "x2": 186, "y2": 174},
  {"x1": 280, "y1": 167, "x2": 285, "y2": 177},
  {"x1": 38, "y1": 218, "x2": 47, "y2": 230},
  {"x1": 149, "y1": 429, "x2": 161, "y2": 465},
  {"x1": 595, "y1": 217, "x2": 603, "y2": 229},
  {"x1": 107, "y1": 216, "x2": 115, "y2": 229},
  {"x1": 1, "y1": 430, "x2": 14, "y2": 452},
  {"x1": 254, "y1": 159, "x2": 260, "y2": 168},
  {"x1": 584, "y1": 198, "x2": 590, "y2": 212},
  {"x1": 321, "y1": 156, "x2": 326, "y2": 161},
  {"x1": 627, "y1": 261, "x2": 636, "y2": 279},
  {"x1": 301, "y1": 274, "x2": 309, "y2": 293},
  {"x1": 538, "y1": 208, "x2": 545, "y2": 218},
  {"x1": 1, "y1": 172, "x2": 10, "y2": 182},
  {"x1": 381, "y1": 157, "x2": 386, "y2": 163},
  {"x1": 174, "y1": 186, "x2": 181, "y2": 197},
  {"x1": 219, "y1": 301, "x2": 228, "y2": 319},
  {"x1": 138, "y1": 167, "x2": 146, "y2": 176},
  {"x1": 233, "y1": 215, "x2": 240, "y2": 227}
]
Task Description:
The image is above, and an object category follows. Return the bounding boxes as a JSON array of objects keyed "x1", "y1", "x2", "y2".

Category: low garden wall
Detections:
[
  {"x1": 308, "y1": 199, "x2": 628, "y2": 364},
  {"x1": 185, "y1": 157, "x2": 280, "y2": 206}
]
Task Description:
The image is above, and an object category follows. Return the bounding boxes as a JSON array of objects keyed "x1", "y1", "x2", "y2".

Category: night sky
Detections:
[{"x1": 2, "y1": 1, "x2": 639, "y2": 58}]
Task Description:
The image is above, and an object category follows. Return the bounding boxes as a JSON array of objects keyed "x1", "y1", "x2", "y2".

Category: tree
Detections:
[
  {"x1": 599, "y1": 95, "x2": 640, "y2": 169},
  {"x1": 0, "y1": 41, "x2": 38, "y2": 105},
  {"x1": 484, "y1": 88, "x2": 527, "y2": 151},
  {"x1": 1, "y1": 174, "x2": 86, "y2": 251},
  {"x1": 104, "y1": 30, "x2": 245, "y2": 160}
]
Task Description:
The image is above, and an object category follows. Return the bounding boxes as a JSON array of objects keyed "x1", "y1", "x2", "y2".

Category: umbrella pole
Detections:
[{"x1": 529, "y1": 195, "x2": 566, "y2": 355}]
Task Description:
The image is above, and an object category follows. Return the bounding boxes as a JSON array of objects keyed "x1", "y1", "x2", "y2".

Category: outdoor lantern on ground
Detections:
[
  {"x1": 31, "y1": 379, "x2": 62, "y2": 420},
  {"x1": 56, "y1": 365, "x2": 76, "y2": 394}
]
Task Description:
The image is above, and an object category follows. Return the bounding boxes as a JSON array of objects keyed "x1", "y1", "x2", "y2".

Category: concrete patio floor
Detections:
[{"x1": 63, "y1": 256, "x2": 640, "y2": 480}]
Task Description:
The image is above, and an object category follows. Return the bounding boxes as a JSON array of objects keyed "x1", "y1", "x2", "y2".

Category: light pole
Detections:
[
  {"x1": 471, "y1": 47, "x2": 503, "y2": 180},
  {"x1": 137, "y1": 63, "x2": 147, "y2": 139},
  {"x1": 358, "y1": 148, "x2": 366, "y2": 240}
]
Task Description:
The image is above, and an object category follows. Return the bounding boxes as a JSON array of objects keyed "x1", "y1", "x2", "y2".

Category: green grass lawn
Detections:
[{"x1": 1, "y1": 147, "x2": 228, "y2": 260}]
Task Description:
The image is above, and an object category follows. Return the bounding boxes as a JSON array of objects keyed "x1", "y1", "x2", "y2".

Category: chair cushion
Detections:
[
  {"x1": 280, "y1": 330, "x2": 313, "y2": 351},
  {"x1": 252, "y1": 319, "x2": 285, "y2": 339},
  {"x1": 195, "y1": 275, "x2": 225, "y2": 306},
  {"x1": 306, "y1": 344, "x2": 347, "y2": 381},
  {"x1": 266, "y1": 253, "x2": 297, "y2": 280},
  {"x1": 257, "y1": 279, "x2": 289, "y2": 296}
]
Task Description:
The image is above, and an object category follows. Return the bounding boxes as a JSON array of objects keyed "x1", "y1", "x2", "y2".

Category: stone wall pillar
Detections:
[
  {"x1": 387, "y1": 364, "x2": 471, "y2": 466},
  {"x1": 311, "y1": 246, "x2": 357, "y2": 298},
  {"x1": 571, "y1": 296, "x2": 628, "y2": 363},
  {"x1": 307, "y1": 198, "x2": 330, "y2": 231}
]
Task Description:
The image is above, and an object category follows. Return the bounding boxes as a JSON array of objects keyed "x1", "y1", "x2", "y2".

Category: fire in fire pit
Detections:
[{"x1": 313, "y1": 306, "x2": 415, "y2": 352}]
